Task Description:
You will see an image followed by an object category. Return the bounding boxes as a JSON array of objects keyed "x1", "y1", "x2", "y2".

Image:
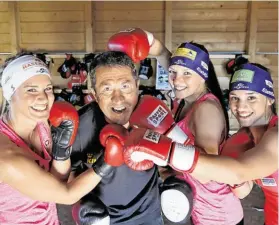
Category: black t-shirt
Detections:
[{"x1": 71, "y1": 102, "x2": 161, "y2": 224}]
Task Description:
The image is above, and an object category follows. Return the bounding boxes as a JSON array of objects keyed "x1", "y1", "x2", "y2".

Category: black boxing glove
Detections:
[
  {"x1": 58, "y1": 54, "x2": 77, "y2": 79},
  {"x1": 160, "y1": 176, "x2": 193, "y2": 225},
  {"x1": 49, "y1": 101, "x2": 79, "y2": 161},
  {"x1": 139, "y1": 58, "x2": 153, "y2": 80},
  {"x1": 34, "y1": 53, "x2": 53, "y2": 68},
  {"x1": 72, "y1": 193, "x2": 110, "y2": 225}
]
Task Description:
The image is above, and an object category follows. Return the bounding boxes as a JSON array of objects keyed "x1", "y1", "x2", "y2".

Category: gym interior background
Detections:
[
  {"x1": 0, "y1": 2, "x2": 277, "y2": 225},
  {"x1": 0, "y1": 1, "x2": 277, "y2": 130}
]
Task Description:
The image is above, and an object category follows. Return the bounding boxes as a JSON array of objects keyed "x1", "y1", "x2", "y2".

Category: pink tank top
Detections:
[
  {"x1": 177, "y1": 93, "x2": 243, "y2": 225},
  {"x1": 0, "y1": 120, "x2": 60, "y2": 225}
]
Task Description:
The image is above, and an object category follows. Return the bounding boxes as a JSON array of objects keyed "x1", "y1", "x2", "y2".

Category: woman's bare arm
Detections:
[
  {"x1": 193, "y1": 101, "x2": 225, "y2": 155},
  {"x1": 186, "y1": 102, "x2": 225, "y2": 183},
  {"x1": 149, "y1": 37, "x2": 171, "y2": 72},
  {"x1": 0, "y1": 137, "x2": 101, "y2": 205},
  {"x1": 191, "y1": 127, "x2": 278, "y2": 185},
  {"x1": 50, "y1": 159, "x2": 71, "y2": 181}
]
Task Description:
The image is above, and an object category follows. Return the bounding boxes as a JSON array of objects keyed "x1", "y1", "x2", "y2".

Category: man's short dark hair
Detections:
[{"x1": 90, "y1": 51, "x2": 138, "y2": 89}]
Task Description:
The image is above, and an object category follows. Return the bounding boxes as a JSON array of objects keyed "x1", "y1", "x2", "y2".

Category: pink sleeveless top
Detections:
[
  {"x1": 0, "y1": 120, "x2": 60, "y2": 225},
  {"x1": 177, "y1": 93, "x2": 243, "y2": 225}
]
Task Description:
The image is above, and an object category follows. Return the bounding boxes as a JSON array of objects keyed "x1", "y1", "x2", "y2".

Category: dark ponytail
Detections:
[
  {"x1": 190, "y1": 42, "x2": 230, "y2": 137},
  {"x1": 271, "y1": 103, "x2": 277, "y2": 115}
]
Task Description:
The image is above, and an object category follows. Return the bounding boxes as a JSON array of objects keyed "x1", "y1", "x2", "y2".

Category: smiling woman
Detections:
[
  {"x1": 229, "y1": 63, "x2": 276, "y2": 128},
  {"x1": 0, "y1": 54, "x2": 55, "y2": 131},
  {"x1": 0, "y1": 53, "x2": 119, "y2": 225}
]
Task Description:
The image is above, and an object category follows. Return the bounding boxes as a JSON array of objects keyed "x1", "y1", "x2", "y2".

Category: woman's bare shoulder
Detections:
[
  {"x1": 0, "y1": 133, "x2": 22, "y2": 156},
  {"x1": 262, "y1": 126, "x2": 278, "y2": 145},
  {"x1": 0, "y1": 133, "x2": 31, "y2": 179},
  {"x1": 194, "y1": 99, "x2": 224, "y2": 120}
]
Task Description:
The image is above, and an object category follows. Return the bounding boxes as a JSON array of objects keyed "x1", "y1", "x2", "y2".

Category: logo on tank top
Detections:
[
  {"x1": 143, "y1": 130, "x2": 160, "y2": 143},
  {"x1": 147, "y1": 105, "x2": 168, "y2": 127},
  {"x1": 261, "y1": 178, "x2": 277, "y2": 186}
]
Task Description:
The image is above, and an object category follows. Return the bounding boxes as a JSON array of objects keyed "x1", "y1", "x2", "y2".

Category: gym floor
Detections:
[{"x1": 57, "y1": 185, "x2": 265, "y2": 225}]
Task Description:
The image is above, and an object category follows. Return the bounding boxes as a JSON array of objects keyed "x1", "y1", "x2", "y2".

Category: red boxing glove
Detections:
[
  {"x1": 107, "y1": 28, "x2": 154, "y2": 63},
  {"x1": 123, "y1": 128, "x2": 200, "y2": 172},
  {"x1": 49, "y1": 101, "x2": 79, "y2": 160},
  {"x1": 99, "y1": 124, "x2": 129, "y2": 167},
  {"x1": 130, "y1": 95, "x2": 189, "y2": 144}
]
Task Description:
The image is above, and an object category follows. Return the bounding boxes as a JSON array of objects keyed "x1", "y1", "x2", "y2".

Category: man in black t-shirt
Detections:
[{"x1": 70, "y1": 51, "x2": 162, "y2": 225}]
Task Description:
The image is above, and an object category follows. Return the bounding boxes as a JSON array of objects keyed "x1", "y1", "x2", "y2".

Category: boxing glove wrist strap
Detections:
[
  {"x1": 145, "y1": 31, "x2": 154, "y2": 46},
  {"x1": 52, "y1": 146, "x2": 72, "y2": 161},
  {"x1": 169, "y1": 143, "x2": 200, "y2": 173},
  {"x1": 92, "y1": 156, "x2": 114, "y2": 178},
  {"x1": 167, "y1": 125, "x2": 189, "y2": 144}
]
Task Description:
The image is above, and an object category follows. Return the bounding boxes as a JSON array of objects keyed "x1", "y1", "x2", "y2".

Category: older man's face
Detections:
[{"x1": 93, "y1": 65, "x2": 139, "y2": 127}]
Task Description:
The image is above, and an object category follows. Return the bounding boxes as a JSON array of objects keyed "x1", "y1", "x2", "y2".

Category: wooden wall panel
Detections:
[
  {"x1": 256, "y1": 1, "x2": 278, "y2": 53},
  {"x1": 258, "y1": 1, "x2": 278, "y2": 8},
  {"x1": 18, "y1": 1, "x2": 86, "y2": 52},
  {"x1": 258, "y1": 20, "x2": 278, "y2": 32},
  {"x1": 173, "y1": 21, "x2": 247, "y2": 32},
  {"x1": 94, "y1": 1, "x2": 165, "y2": 52},
  {"x1": 172, "y1": 9, "x2": 247, "y2": 21},
  {"x1": 95, "y1": 2, "x2": 164, "y2": 10},
  {"x1": 19, "y1": 2, "x2": 85, "y2": 11},
  {"x1": 172, "y1": 2, "x2": 248, "y2": 9},
  {"x1": 172, "y1": 32, "x2": 246, "y2": 43},
  {"x1": 256, "y1": 43, "x2": 278, "y2": 52},
  {"x1": 172, "y1": 1, "x2": 248, "y2": 52},
  {"x1": 95, "y1": 21, "x2": 164, "y2": 33},
  {"x1": 20, "y1": 22, "x2": 85, "y2": 33},
  {"x1": 255, "y1": 1, "x2": 278, "y2": 100},
  {"x1": 257, "y1": 9, "x2": 278, "y2": 20},
  {"x1": 0, "y1": 1, "x2": 277, "y2": 101},
  {"x1": 0, "y1": 2, "x2": 10, "y2": 53}
]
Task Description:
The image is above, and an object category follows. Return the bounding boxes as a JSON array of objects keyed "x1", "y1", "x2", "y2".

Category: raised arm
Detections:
[
  {"x1": 148, "y1": 35, "x2": 171, "y2": 72},
  {"x1": 107, "y1": 28, "x2": 171, "y2": 71}
]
